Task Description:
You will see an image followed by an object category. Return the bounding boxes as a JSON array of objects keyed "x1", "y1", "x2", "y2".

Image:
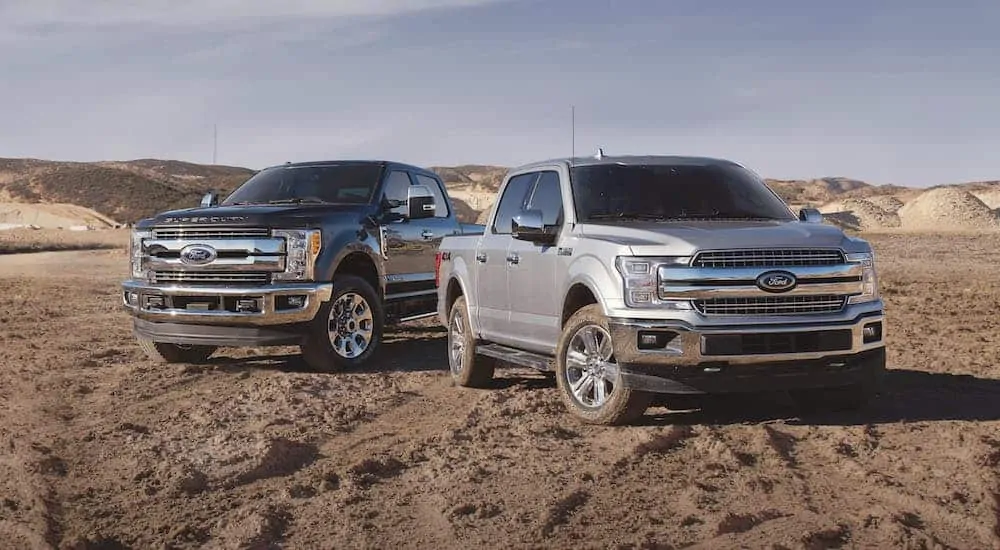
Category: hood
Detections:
[
  {"x1": 136, "y1": 203, "x2": 373, "y2": 229},
  {"x1": 578, "y1": 219, "x2": 862, "y2": 255}
]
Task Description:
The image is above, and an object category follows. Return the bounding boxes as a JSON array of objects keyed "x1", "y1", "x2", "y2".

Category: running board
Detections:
[
  {"x1": 396, "y1": 312, "x2": 438, "y2": 323},
  {"x1": 475, "y1": 343, "x2": 554, "y2": 372}
]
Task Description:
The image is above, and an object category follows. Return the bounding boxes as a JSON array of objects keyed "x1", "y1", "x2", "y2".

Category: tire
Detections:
[
  {"x1": 300, "y1": 274, "x2": 384, "y2": 373},
  {"x1": 554, "y1": 304, "x2": 653, "y2": 425},
  {"x1": 447, "y1": 295, "x2": 495, "y2": 388},
  {"x1": 136, "y1": 337, "x2": 216, "y2": 364},
  {"x1": 790, "y1": 347, "x2": 886, "y2": 412}
]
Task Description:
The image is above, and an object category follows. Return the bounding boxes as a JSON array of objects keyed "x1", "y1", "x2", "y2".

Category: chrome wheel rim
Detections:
[
  {"x1": 327, "y1": 292, "x2": 374, "y2": 359},
  {"x1": 449, "y1": 308, "x2": 465, "y2": 375},
  {"x1": 564, "y1": 324, "x2": 619, "y2": 408}
]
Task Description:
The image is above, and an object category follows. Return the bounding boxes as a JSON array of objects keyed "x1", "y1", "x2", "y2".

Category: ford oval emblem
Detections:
[
  {"x1": 179, "y1": 244, "x2": 217, "y2": 265},
  {"x1": 756, "y1": 270, "x2": 797, "y2": 293}
]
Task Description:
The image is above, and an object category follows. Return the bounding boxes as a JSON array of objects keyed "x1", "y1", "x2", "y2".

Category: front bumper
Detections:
[
  {"x1": 121, "y1": 279, "x2": 333, "y2": 326},
  {"x1": 608, "y1": 310, "x2": 886, "y2": 394}
]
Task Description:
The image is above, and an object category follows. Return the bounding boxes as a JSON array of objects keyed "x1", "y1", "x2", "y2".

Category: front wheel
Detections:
[
  {"x1": 555, "y1": 304, "x2": 653, "y2": 425},
  {"x1": 300, "y1": 275, "x2": 384, "y2": 373}
]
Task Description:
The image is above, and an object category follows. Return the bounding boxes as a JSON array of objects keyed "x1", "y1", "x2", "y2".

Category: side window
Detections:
[
  {"x1": 382, "y1": 170, "x2": 412, "y2": 207},
  {"x1": 524, "y1": 170, "x2": 563, "y2": 227},
  {"x1": 491, "y1": 172, "x2": 538, "y2": 234},
  {"x1": 413, "y1": 173, "x2": 450, "y2": 218}
]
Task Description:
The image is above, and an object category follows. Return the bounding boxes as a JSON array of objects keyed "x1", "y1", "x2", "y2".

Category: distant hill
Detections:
[{"x1": 0, "y1": 156, "x2": 996, "y2": 230}]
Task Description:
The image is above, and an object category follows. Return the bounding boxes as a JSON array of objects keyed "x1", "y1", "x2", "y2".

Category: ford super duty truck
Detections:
[
  {"x1": 435, "y1": 153, "x2": 886, "y2": 425},
  {"x1": 122, "y1": 159, "x2": 482, "y2": 372}
]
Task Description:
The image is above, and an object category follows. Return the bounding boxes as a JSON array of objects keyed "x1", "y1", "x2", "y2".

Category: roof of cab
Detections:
[
  {"x1": 261, "y1": 159, "x2": 440, "y2": 178},
  {"x1": 508, "y1": 154, "x2": 743, "y2": 173}
]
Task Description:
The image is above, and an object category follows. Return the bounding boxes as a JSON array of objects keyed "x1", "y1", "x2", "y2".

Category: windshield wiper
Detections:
[
  {"x1": 263, "y1": 198, "x2": 329, "y2": 205},
  {"x1": 588, "y1": 213, "x2": 674, "y2": 221}
]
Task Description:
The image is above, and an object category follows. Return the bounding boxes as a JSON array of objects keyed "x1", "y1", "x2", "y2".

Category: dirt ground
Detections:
[{"x1": 0, "y1": 233, "x2": 998, "y2": 549}]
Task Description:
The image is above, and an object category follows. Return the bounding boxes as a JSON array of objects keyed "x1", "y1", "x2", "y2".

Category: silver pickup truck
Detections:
[{"x1": 435, "y1": 153, "x2": 886, "y2": 425}]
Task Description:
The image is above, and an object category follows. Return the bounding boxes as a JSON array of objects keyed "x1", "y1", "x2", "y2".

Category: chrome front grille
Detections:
[
  {"x1": 151, "y1": 227, "x2": 270, "y2": 240},
  {"x1": 692, "y1": 248, "x2": 846, "y2": 268},
  {"x1": 694, "y1": 295, "x2": 846, "y2": 316},
  {"x1": 152, "y1": 271, "x2": 270, "y2": 285}
]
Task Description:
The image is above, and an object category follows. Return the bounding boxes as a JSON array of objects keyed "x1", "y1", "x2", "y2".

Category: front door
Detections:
[
  {"x1": 506, "y1": 169, "x2": 565, "y2": 354},
  {"x1": 472, "y1": 172, "x2": 537, "y2": 342},
  {"x1": 381, "y1": 169, "x2": 436, "y2": 299}
]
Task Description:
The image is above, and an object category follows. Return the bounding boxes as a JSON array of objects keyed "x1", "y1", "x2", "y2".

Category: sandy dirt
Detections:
[
  {"x1": 0, "y1": 228, "x2": 129, "y2": 255},
  {"x1": 1, "y1": 234, "x2": 999, "y2": 549}
]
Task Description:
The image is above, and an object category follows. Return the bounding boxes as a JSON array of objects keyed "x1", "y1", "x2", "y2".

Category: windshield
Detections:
[
  {"x1": 569, "y1": 162, "x2": 795, "y2": 222},
  {"x1": 222, "y1": 163, "x2": 383, "y2": 205}
]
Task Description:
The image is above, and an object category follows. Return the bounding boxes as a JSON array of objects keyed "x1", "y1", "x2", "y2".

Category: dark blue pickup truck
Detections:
[{"x1": 121, "y1": 159, "x2": 482, "y2": 371}]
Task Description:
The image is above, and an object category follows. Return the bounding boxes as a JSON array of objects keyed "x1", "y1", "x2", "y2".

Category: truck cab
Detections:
[
  {"x1": 123, "y1": 159, "x2": 481, "y2": 371},
  {"x1": 436, "y1": 153, "x2": 886, "y2": 425}
]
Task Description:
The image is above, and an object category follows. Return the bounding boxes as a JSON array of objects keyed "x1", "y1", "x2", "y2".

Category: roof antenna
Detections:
[{"x1": 595, "y1": 147, "x2": 604, "y2": 160}]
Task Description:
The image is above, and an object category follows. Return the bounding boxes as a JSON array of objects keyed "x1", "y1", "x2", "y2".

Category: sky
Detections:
[{"x1": 1, "y1": 0, "x2": 998, "y2": 186}]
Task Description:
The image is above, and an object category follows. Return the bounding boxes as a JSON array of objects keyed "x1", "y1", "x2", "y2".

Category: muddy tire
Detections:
[
  {"x1": 447, "y1": 295, "x2": 495, "y2": 388},
  {"x1": 554, "y1": 304, "x2": 653, "y2": 425},
  {"x1": 137, "y1": 337, "x2": 216, "y2": 364},
  {"x1": 300, "y1": 275, "x2": 383, "y2": 373}
]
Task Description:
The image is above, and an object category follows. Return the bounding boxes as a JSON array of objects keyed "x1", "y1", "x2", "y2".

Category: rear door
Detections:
[{"x1": 473, "y1": 172, "x2": 537, "y2": 342}]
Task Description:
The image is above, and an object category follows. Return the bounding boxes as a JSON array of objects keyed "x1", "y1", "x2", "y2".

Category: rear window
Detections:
[
  {"x1": 569, "y1": 163, "x2": 794, "y2": 222},
  {"x1": 222, "y1": 163, "x2": 383, "y2": 205}
]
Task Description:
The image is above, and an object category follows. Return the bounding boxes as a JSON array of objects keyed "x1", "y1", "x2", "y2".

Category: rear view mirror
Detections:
[
  {"x1": 799, "y1": 207, "x2": 823, "y2": 224},
  {"x1": 407, "y1": 185, "x2": 436, "y2": 220}
]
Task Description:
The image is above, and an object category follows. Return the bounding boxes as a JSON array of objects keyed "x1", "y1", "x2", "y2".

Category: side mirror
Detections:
[
  {"x1": 512, "y1": 209, "x2": 557, "y2": 245},
  {"x1": 200, "y1": 192, "x2": 218, "y2": 208},
  {"x1": 406, "y1": 185, "x2": 436, "y2": 220},
  {"x1": 798, "y1": 207, "x2": 823, "y2": 224}
]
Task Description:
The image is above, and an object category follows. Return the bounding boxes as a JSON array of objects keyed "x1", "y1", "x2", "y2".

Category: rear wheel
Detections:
[
  {"x1": 555, "y1": 304, "x2": 653, "y2": 425},
  {"x1": 447, "y1": 296, "x2": 495, "y2": 388},
  {"x1": 300, "y1": 275, "x2": 384, "y2": 373},
  {"x1": 137, "y1": 337, "x2": 216, "y2": 364}
]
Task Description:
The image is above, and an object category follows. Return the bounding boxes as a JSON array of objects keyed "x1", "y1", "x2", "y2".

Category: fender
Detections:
[
  {"x1": 563, "y1": 251, "x2": 621, "y2": 320},
  {"x1": 315, "y1": 224, "x2": 386, "y2": 293}
]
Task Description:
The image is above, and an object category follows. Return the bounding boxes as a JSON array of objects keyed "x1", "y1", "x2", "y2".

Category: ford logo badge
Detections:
[
  {"x1": 179, "y1": 244, "x2": 217, "y2": 265},
  {"x1": 756, "y1": 270, "x2": 797, "y2": 293}
]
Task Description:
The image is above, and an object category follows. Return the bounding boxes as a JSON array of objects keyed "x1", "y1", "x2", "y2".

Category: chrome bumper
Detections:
[
  {"x1": 121, "y1": 279, "x2": 332, "y2": 326},
  {"x1": 608, "y1": 311, "x2": 886, "y2": 367}
]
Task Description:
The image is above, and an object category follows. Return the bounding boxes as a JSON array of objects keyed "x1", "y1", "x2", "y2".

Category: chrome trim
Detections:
[
  {"x1": 658, "y1": 263, "x2": 862, "y2": 283},
  {"x1": 145, "y1": 238, "x2": 285, "y2": 255},
  {"x1": 152, "y1": 271, "x2": 270, "y2": 285},
  {"x1": 691, "y1": 248, "x2": 846, "y2": 268},
  {"x1": 146, "y1": 255, "x2": 284, "y2": 272},
  {"x1": 151, "y1": 227, "x2": 270, "y2": 240},
  {"x1": 658, "y1": 280, "x2": 860, "y2": 300},
  {"x1": 608, "y1": 313, "x2": 885, "y2": 366},
  {"x1": 121, "y1": 279, "x2": 332, "y2": 326},
  {"x1": 694, "y1": 295, "x2": 846, "y2": 316}
]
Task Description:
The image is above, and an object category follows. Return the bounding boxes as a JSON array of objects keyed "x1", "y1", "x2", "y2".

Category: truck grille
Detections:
[
  {"x1": 152, "y1": 271, "x2": 270, "y2": 285},
  {"x1": 694, "y1": 295, "x2": 846, "y2": 316},
  {"x1": 692, "y1": 248, "x2": 845, "y2": 268},
  {"x1": 151, "y1": 227, "x2": 270, "y2": 240}
]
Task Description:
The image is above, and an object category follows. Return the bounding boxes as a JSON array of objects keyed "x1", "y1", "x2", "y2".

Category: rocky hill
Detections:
[{"x1": 0, "y1": 157, "x2": 997, "y2": 231}]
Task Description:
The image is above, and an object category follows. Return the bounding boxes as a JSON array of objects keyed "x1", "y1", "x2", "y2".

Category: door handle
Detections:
[
  {"x1": 476, "y1": 252, "x2": 487, "y2": 263},
  {"x1": 506, "y1": 253, "x2": 519, "y2": 265},
  {"x1": 421, "y1": 229, "x2": 435, "y2": 239}
]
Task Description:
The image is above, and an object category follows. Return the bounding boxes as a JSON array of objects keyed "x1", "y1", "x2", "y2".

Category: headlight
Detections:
[
  {"x1": 130, "y1": 229, "x2": 151, "y2": 279},
  {"x1": 273, "y1": 229, "x2": 322, "y2": 281},
  {"x1": 615, "y1": 256, "x2": 693, "y2": 309},
  {"x1": 846, "y1": 251, "x2": 879, "y2": 304}
]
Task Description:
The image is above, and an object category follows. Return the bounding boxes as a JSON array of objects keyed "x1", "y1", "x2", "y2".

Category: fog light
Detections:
[
  {"x1": 287, "y1": 295, "x2": 305, "y2": 308},
  {"x1": 145, "y1": 296, "x2": 164, "y2": 309},
  {"x1": 637, "y1": 330, "x2": 681, "y2": 351},
  {"x1": 862, "y1": 322, "x2": 882, "y2": 343},
  {"x1": 236, "y1": 299, "x2": 259, "y2": 313}
]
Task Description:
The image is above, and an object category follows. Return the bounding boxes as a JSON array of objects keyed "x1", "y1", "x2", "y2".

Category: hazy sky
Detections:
[{"x1": 1, "y1": 0, "x2": 998, "y2": 186}]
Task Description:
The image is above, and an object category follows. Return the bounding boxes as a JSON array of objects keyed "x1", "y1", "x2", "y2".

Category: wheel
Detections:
[
  {"x1": 554, "y1": 304, "x2": 653, "y2": 425},
  {"x1": 790, "y1": 347, "x2": 886, "y2": 412},
  {"x1": 447, "y1": 295, "x2": 495, "y2": 388},
  {"x1": 300, "y1": 275, "x2": 384, "y2": 373},
  {"x1": 136, "y1": 337, "x2": 216, "y2": 364}
]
